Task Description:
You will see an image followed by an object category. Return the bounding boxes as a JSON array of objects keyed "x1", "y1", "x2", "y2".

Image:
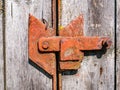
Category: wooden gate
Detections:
[{"x1": 0, "y1": 0, "x2": 118, "y2": 90}]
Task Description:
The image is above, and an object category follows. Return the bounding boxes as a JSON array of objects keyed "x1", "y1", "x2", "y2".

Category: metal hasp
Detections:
[{"x1": 29, "y1": 15, "x2": 112, "y2": 90}]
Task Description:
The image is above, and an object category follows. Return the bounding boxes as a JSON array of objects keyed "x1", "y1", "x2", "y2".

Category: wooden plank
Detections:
[
  {"x1": 60, "y1": 0, "x2": 114, "y2": 90},
  {"x1": 0, "y1": 0, "x2": 4, "y2": 90},
  {"x1": 6, "y1": 0, "x2": 52, "y2": 90},
  {"x1": 117, "y1": 0, "x2": 120, "y2": 90}
]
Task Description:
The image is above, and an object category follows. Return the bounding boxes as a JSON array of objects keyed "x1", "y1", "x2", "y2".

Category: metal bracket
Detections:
[{"x1": 29, "y1": 15, "x2": 112, "y2": 90}]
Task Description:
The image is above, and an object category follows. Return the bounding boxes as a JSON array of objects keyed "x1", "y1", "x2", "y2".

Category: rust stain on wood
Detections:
[{"x1": 100, "y1": 67, "x2": 103, "y2": 76}]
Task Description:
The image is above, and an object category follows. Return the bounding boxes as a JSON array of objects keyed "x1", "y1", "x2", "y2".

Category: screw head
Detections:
[{"x1": 42, "y1": 41, "x2": 49, "y2": 49}]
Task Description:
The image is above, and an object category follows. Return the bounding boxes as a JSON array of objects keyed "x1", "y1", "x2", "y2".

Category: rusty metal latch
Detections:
[{"x1": 29, "y1": 15, "x2": 112, "y2": 90}]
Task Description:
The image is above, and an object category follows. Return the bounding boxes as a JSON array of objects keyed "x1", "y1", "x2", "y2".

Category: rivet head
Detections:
[{"x1": 42, "y1": 41, "x2": 49, "y2": 49}]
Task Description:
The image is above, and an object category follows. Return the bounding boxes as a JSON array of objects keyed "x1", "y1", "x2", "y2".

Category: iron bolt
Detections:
[{"x1": 42, "y1": 41, "x2": 49, "y2": 49}]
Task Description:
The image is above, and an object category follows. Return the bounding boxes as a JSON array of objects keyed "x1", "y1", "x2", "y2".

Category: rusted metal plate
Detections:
[
  {"x1": 60, "y1": 61, "x2": 81, "y2": 70},
  {"x1": 29, "y1": 15, "x2": 57, "y2": 90},
  {"x1": 29, "y1": 14, "x2": 112, "y2": 90},
  {"x1": 78, "y1": 36, "x2": 112, "y2": 50},
  {"x1": 60, "y1": 38, "x2": 80, "y2": 61},
  {"x1": 39, "y1": 37, "x2": 60, "y2": 52},
  {"x1": 59, "y1": 15, "x2": 84, "y2": 37},
  {"x1": 29, "y1": 15, "x2": 56, "y2": 75},
  {"x1": 38, "y1": 36, "x2": 112, "y2": 51}
]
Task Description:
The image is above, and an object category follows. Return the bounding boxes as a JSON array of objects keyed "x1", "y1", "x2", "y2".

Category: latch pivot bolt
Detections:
[{"x1": 42, "y1": 41, "x2": 49, "y2": 49}]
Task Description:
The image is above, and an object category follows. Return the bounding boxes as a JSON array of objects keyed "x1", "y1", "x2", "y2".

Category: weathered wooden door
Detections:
[{"x1": 0, "y1": 0, "x2": 118, "y2": 90}]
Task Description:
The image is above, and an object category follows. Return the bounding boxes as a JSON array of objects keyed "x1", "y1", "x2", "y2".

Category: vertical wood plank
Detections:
[
  {"x1": 0, "y1": 0, "x2": 4, "y2": 90},
  {"x1": 117, "y1": 0, "x2": 120, "y2": 90},
  {"x1": 6, "y1": 0, "x2": 52, "y2": 90},
  {"x1": 60, "y1": 0, "x2": 114, "y2": 90}
]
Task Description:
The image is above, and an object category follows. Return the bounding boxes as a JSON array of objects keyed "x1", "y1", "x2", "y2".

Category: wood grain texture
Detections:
[
  {"x1": 60, "y1": 0, "x2": 114, "y2": 90},
  {"x1": 117, "y1": 0, "x2": 120, "y2": 90},
  {"x1": 0, "y1": 0, "x2": 4, "y2": 90},
  {"x1": 5, "y1": 0, "x2": 52, "y2": 90}
]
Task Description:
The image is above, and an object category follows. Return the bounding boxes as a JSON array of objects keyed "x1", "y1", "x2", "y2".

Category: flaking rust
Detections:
[{"x1": 29, "y1": 15, "x2": 112, "y2": 90}]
